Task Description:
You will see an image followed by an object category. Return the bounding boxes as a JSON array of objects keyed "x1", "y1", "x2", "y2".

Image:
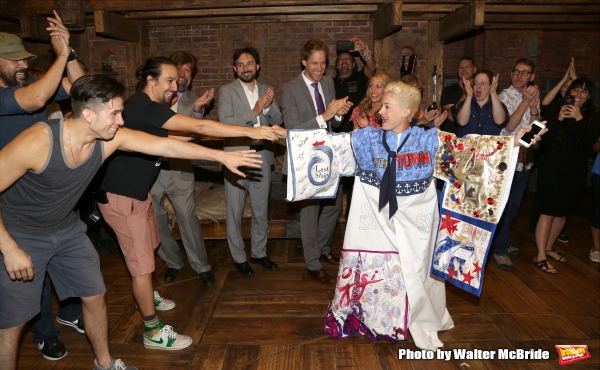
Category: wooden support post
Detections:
[
  {"x1": 70, "y1": 29, "x2": 90, "y2": 72},
  {"x1": 438, "y1": 1, "x2": 485, "y2": 41},
  {"x1": 373, "y1": 1, "x2": 402, "y2": 40},
  {"x1": 124, "y1": 23, "x2": 144, "y2": 94},
  {"x1": 426, "y1": 21, "x2": 443, "y2": 108},
  {"x1": 94, "y1": 10, "x2": 141, "y2": 42},
  {"x1": 374, "y1": 37, "x2": 390, "y2": 75},
  {"x1": 20, "y1": 14, "x2": 50, "y2": 42}
]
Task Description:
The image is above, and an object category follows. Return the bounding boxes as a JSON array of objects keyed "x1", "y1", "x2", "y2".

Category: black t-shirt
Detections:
[
  {"x1": 334, "y1": 69, "x2": 369, "y2": 133},
  {"x1": 440, "y1": 82, "x2": 464, "y2": 135},
  {"x1": 101, "y1": 91, "x2": 176, "y2": 201}
]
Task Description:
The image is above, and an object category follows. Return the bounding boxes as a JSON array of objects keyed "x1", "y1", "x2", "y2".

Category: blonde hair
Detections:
[
  {"x1": 384, "y1": 81, "x2": 421, "y2": 121},
  {"x1": 357, "y1": 72, "x2": 391, "y2": 122}
]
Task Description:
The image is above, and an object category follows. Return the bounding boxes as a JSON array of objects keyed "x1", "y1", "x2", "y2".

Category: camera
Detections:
[{"x1": 337, "y1": 40, "x2": 354, "y2": 52}]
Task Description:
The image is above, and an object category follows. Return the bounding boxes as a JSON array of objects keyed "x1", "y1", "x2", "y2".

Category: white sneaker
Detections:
[
  {"x1": 143, "y1": 322, "x2": 192, "y2": 350},
  {"x1": 590, "y1": 249, "x2": 600, "y2": 263},
  {"x1": 154, "y1": 291, "x2": 175, "y2": 311}
]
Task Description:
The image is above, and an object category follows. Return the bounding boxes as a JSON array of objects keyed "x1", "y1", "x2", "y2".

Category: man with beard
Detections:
[
  {"x1": 150, "y1": 51, "x2": 216, "y2": 286},
  {"x1": 333, "y1": 37, "x2": 377, "y2": 133},
  {"x1": 281, "y1": 39, "x2": 353, "y2": 283},
  {"x1": 98, "y1": 57, "x2": 285, "y2": 350},
  {"x1": 218, "y1": 47, "x2": 282, "y2": 277},
  {"x1": 0, "y1": 12, "x2": 86, "y2": 362},
  {"x1": 440, "y1": 56, "x2": 477, "y2": 134}
]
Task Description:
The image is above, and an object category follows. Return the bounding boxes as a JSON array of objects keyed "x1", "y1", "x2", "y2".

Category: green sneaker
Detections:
[
  {"x1": 143, "y1": 320, "x2": 192, "y2": 351},
  {"x1": 154, "y1": 291, "x2": 175, "y2": 311}
]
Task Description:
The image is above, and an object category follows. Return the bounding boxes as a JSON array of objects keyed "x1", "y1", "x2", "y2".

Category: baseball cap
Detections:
[{"x1": 0, "y1": 32, "x2": 36, "y2": 60}]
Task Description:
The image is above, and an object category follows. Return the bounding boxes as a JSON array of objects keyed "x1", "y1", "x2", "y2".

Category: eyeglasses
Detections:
[
  {"x1": 511, "y1": 69, "x2": 532, "y2": 77},
  {"x1": 472, "y1": 82, "x2": 490, "y2": 87}
]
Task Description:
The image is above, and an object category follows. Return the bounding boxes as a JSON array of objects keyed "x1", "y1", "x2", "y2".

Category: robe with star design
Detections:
[{"x1": 286, "y1": 126, "x2": 518, "y2": 350}]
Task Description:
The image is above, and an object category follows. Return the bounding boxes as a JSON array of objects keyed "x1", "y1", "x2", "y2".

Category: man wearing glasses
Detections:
[{"x1": 490, "y1": 58, "x2": 540, "y2": 271}]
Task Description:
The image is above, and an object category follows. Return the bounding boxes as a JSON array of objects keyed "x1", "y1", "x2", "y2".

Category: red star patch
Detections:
[
  {"x1": 462, "y1": 270, "x2": 474, "y2": 285},
  {"x1": 447, "y1": 266, "x2": 456, "y2": 279},
  {"x1": 440, "y1": 211, "x2": 460, "y2": 235},
  {"x1": 473, "y1": 261, "x2": 482, "y2": 274}
]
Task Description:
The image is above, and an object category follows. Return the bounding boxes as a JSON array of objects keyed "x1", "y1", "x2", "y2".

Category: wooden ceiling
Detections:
[{"x1": 1, "y1": 0, "x2": 599, "y2": 43}]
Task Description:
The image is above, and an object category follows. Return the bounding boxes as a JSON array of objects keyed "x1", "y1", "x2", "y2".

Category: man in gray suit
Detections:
[
  {"x1": 150, "y1": 51, "x2": 215, "y2": 286},
  {"x1": 281, "y1": 39, "x2": 353, "y2": 283},
  {"x1": 218, "y1": 47, "x2": 283, "y2": 277}
]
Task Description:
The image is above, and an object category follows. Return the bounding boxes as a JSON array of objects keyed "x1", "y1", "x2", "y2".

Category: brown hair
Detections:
[
  {"x1": 169, "y1": 51, "x2": 197, "y2": 75},
  {"x1": 301, "y1": 38, "x2": 329, "y2": 61},
  {"x1": 357, "y1": 72, "x2": 391, "y2": 122},
  {"x1": 513, "y1": 58, "x2": 535, "y2": 73}
]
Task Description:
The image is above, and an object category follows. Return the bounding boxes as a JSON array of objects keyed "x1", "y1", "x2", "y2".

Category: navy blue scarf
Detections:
[{"x1": 379, "y1": 131, "x2": 411, "y2": 219}]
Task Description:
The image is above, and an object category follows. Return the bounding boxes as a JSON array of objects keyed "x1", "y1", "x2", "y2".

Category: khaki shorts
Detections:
[{"x1": 98, "y1": 192, "x2": 160, "y2": 277}]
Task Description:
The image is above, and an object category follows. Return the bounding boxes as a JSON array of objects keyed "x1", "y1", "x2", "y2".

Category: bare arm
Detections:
[
  {"x1": 105, "y1": 127, "x2": 263, "y2": 177},
  {"x1": 161, "y1": 113, "x2": 283, "y2": 140},
  {"x1": 489, "y1": 75, "x2": 506, "y2": 125},
  {"x1": 541, "y1": 58, "x2": 574, "y2": 106},
  {"x1": 0, "y1": 125, "x2": 50, "y2": 281},
  {"x1": 456, "y1": 77, "x2": 473, "y2": 126},
  {"x1": 13, "y1": 11, "x2": 72, "y2": 111},
  {"x1": 350, "y1": 37, "x2": 376, "y2": 77}
]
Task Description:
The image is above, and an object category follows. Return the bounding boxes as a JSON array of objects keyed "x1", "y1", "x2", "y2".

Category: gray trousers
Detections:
[
  {"x1": 150, "y1": 169, "x2": 211, "y2": 273},
  {"x1": 224, "y1": 153, "x2": 272, "y2": 263},
  {"x1": 299, "y1": 183, "x2": 343, "y2": 270}
]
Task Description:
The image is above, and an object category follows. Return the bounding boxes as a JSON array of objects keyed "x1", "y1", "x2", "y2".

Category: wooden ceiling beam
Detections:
[
  {"x1": 486, "y1": 14, "x2": 600, "y2": 23},
  {"x1": 372, "y1": 1, "x2": 402, "y2": 40},
  {"x1": 438, "y1": 1, "x2": 484, "y2": 41},
  {"x1": 126, "y1": 5, "x2": 378, "y2": 20},
  {"x1": 94, "y1": 10, "x2": 140, "y2": 42},
  {"x1": 485, "y1": 4, "x2": 600, "y2": 14},
  {"x1": 485, "y1": 22, "x2": 600, "y2": 30},
  {"x1": 20, "y1": 14, "x2": 51, "y2": 42},
  {"x1": 145, "y1": 13, "x2": 371, "y2": 26}
]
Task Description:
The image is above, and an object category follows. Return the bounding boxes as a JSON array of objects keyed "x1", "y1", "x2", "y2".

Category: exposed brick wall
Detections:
[
  {"x1": 86, "y1": 26, "x2": 131, "y2": 93},
  {"x1": 443, "y1": 28, "x2": 600, "y2": 108}
]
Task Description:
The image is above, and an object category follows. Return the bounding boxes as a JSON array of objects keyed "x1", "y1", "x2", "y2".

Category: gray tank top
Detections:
[{"x1": 0, "y1": 120, "x2": 105, "y2": 234}]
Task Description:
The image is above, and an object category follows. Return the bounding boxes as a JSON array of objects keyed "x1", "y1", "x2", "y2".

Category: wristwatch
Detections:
[{"x1": 67, "y1": 47, "x2": 77, "y2": 62}]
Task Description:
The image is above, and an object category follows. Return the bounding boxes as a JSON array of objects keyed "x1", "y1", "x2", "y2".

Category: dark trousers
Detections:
[
  {"x1": 30, "y1": 274, "x2": 82, "y2": 344},
  {"x1": 492, "y1": 169, "x2": 531, "y2": 256}
]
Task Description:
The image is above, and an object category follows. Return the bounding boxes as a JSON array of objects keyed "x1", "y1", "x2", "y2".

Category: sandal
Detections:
[
  {"x1": 545, "y1": 250, "x2": 567, "y2": 263},
  {"x1": 534, "y1": 258, "x2": 557, "y2": 274}
]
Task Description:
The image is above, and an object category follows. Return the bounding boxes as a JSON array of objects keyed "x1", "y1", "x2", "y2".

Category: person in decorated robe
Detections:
[{"x1": 285, "y1": 81, "x2": 544, "y2": 350}]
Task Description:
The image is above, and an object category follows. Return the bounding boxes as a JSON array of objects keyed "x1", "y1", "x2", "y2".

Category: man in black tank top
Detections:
[{"x1": 0, "y1": 74, "x2": 283, "y2": 369}]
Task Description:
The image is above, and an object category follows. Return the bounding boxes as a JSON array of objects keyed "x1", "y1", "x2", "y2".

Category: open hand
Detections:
[
  {"x1": 47, "y1": 10, "x2": 70, "y2": 58},
  {"x1": 462, "y1": 77, "x2": 473, "y2": 98},
  {"x1": 249, "y1": 125, "x2": 279, "y2": 141},
  {"x1": 514, "y1": 121, "x2": 547, "y2": 147},
  {"x1": 222, "y1": 150, "x2": 263, "y2": 177},
  {"x1": 194, "y1": 88, "x2": 214, "y2": 112}
]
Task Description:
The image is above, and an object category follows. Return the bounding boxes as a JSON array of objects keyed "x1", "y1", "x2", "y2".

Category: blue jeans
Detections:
[
  {"x1": 29, "y1": 274, "x2": 83, "y2": 344},
  {"x1": 492, "y1": 169, "x2": 531, "y2": 256}
]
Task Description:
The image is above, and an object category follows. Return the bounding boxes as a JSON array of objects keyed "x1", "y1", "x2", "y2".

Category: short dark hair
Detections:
[
  {"x1": 71, "y1": 74, "x2": 125, "y2": 118},
  {"x1": 169, "y1": 51, "x2": 197, "y2": 75},
  {"x1": 232, "y1": 47, "x2": 260, "y2": 66},
  {"x1": 135, "y1": 56, "x2": 176, "y2": 91},
  {"x1": 514, "y1": 58, "x2": 535, "y2": 73},
  {"x1": 301, "y1": 38, "x2": 329, "y2": 61},
  {"x1": 459, "y1": 56, "x2": 475, "y2": 65}
]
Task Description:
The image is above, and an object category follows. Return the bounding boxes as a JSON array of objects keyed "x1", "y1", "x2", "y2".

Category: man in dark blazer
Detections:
[
  {"x1": 281, "y1": 38, "x2": 353, "y2": 283},
  {"x1": 218, "y1": 47, "x2": 282, "y2": 277},
  {"x1": 150, "y1": 51, "x2": 215, "y2": 286}
]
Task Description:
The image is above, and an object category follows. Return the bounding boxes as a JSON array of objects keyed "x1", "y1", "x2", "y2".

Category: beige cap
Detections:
[{"x1": 0, "y1": 32, "x2": 36, "y2": 61}]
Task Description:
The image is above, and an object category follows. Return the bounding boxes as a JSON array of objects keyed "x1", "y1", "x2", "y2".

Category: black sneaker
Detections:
[
  {"x1": 557, "y1": 234, "x2": 570, "y2": 243},
  {"x1": 57, "y1": 316, "x2": 85, "y2": 334},
  {"x1": 37, "y1": 335, "x2": 67, "y2": 361}
]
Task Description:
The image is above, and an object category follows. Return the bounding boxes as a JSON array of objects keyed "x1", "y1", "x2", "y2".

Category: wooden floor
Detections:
[{"x1": 17, "y1": 191, "x2": 600, "y2": 369}]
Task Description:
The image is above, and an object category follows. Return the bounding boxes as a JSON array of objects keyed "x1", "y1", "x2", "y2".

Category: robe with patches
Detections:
[{"x1": 286, "y1": 126, "x2": 517, "y2": 349}]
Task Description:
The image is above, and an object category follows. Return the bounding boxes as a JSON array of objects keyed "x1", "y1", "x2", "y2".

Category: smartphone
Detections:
[
  {"x1": 337, "y1": 40, "x2": 354, "y2": 52},
  {"x1": 563, "y1": 95, "x2": 575, "y2": 106},
  {"x1": 518, "y1": 120, "x2": 545, "y2": 148}
]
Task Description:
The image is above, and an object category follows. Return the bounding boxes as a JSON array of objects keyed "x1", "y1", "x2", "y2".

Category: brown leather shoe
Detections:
[
  {"x1": 320, "y1": 253, "x2": 340, "y2": 265},
  {"x1": 306, "y1": 268, "x2": 334, "y2": 283}
]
